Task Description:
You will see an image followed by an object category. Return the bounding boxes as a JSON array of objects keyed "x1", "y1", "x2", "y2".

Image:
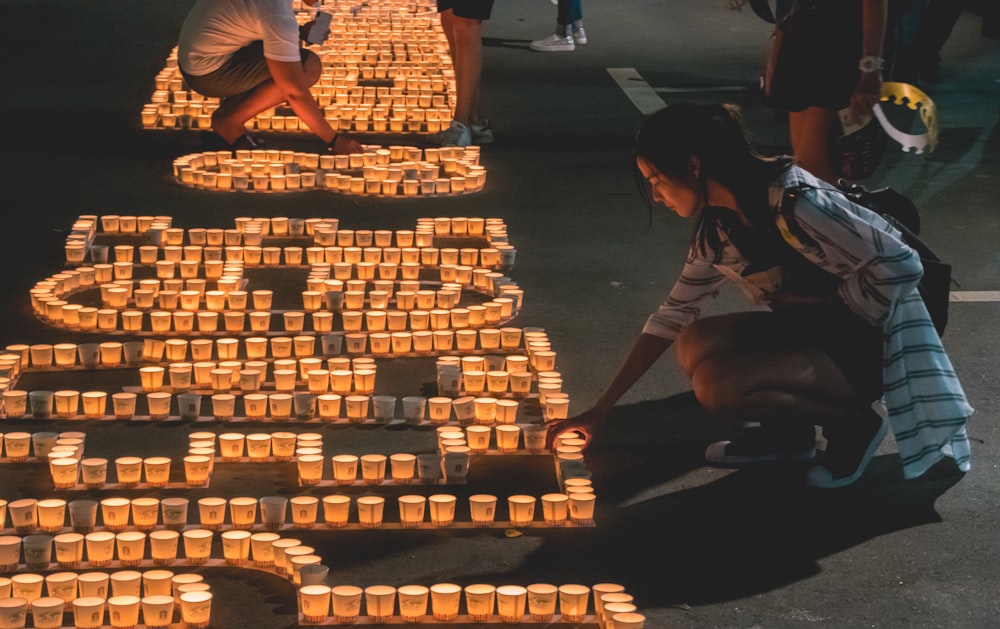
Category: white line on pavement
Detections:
[
  {"x1": 607, "y1": 67, "x2": 666, "y2": 115},
  {"x1": 950, "y1": 291, "x2": 1000, "y2": 302}
]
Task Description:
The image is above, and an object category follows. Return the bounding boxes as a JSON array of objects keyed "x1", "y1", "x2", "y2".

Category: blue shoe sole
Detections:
[{"x1": 806, "y1": 418, "x2": 887, "y2": 489}]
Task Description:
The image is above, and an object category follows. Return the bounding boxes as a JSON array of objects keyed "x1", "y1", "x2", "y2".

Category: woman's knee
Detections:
[
  {"x1": 674, "y1": 319, "x2": 714, "y2": 375},
  {"x1": 690, "y1": 358, "x2": 743, "y2": 415}
]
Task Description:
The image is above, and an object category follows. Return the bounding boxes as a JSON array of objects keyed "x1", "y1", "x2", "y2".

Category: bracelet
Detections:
[
  {"x1": 326, "y1": 133, "x2": 340, "y2": 151},
  {"x1": 859, "y1": 55, "x2": 884, "y2": 73}
]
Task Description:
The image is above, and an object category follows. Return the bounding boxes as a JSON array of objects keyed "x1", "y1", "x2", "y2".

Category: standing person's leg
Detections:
[
  {"x1": 449, "y1": 14, "x2": 483, "y2": 128},
  {"x1": 788, "y1": 107, "x2": 840, "y2": 184},
  {"x1": 437, "y1": 1, "x2": 492, "y2": 146},
  {"x1": 914, "y1": 0, "x2": 966, "y2": 82},
  {"x1": 569, "y1": 0, "x2": 587, "y2": 44},
  {"x1": 531, "y1": 0, "x2": 577, "y2": 52}
]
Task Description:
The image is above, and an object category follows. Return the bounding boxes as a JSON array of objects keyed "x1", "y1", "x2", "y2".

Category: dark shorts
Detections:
[
  {"x1": 774, "y1": 0, "x2": 863, "y2": 111},
  {"x1": 769, "y1": 303, "x2": 884, "y2": 402},
  {"x1": 181, "y1": 41, "x2": 315, "y2": 98},
  {"x1": 437, "y1": 0, "x2": 494, "y2": 20}
]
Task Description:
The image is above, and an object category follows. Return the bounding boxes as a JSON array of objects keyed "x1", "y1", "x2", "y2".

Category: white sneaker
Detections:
[
  {"x1": 530, "y1": 33, "x2": 575, "y2": 52},
  {"x1": 572, "y1": 27, "x2": 588, "y2": 45},
  {"x1": 437, "y1": 121, "x2": 471, "y2": 147},
  {"x1": 470, "y1": 120, "x2": 494, "y2": 145}
]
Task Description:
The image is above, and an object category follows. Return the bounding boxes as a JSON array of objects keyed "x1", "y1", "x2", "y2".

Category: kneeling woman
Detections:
[{"x1": 547, "y1": 103, "x2": 971, "y2": 488}]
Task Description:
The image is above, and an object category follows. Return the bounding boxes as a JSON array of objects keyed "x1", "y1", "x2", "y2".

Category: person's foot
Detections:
[
  {"x1": 201, "y1": 130, "x2": 264, "y2": 151},
  {"x1": 806, "y1": 411, "x2": 887, "y2": 489},
  {"x1": 437, "y1": 121, "x2": 471, "y2": 147},
  {"x1": 572, "y1": 27, "x2": 588, "y2": 46},
  {"x1": 530, "y1": 33, "x2": 575, "y2": 52},
  {"x1": 470, "y1": 120, "x2": 494, "y2": 145},
  {"x1": 705, "y1": 425, "x2": 817, "y2": 466}
]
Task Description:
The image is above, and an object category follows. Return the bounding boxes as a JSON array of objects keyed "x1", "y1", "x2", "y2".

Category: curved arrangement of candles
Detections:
[
  {"x1": 172, "y1": 145, "x2": 486, "y2": 196},
  {"x1": 294, "y1": 581, "x2": 645, "y2": 626},
  {"x1": 0, "y1": 212, "x2": 629, "y2": 629},
  {"x1": 48, "y1": 215, "x2": 519, "y2": 336},
  {"x1": 143, "y1": 0, "x2": 456, "y2": 137}
]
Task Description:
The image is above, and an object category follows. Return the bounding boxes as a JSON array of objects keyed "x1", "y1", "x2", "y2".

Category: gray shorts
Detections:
[{"x1": 181, "y1": 41, "x2": 315, "y2": 98}]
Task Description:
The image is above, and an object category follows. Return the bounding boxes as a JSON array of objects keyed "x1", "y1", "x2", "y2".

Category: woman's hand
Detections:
[
  {"x1": 545, "y1": 407, "x2": 608, "y2": 451},
  {"x1": 850, "y1": 70, "x2": 883, "y2": 123}
]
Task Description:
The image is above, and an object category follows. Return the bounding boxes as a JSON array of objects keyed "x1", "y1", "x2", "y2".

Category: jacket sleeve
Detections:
[
  {"x1": 777, "y1": 187, "x2": 924, "y2": 326},
  {"x1": 642, "y1": 253, "x2": 728, "y2": 341}
]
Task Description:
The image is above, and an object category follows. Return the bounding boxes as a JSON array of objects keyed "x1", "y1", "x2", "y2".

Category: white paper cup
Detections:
[
  {"x1": 356, "y1": 496, "x2": 384, "y2": 528},
  {"x1": 72, "y1": 596, "x2": 106, "y2": 629},
  {"x1": 0, "y1": 597, "x2": 29, "y2": 629},
  {"x1": 321, "y1": 495, "x2": 351, "y2": 529},
  {"x1": 429, "y1": 583, "x2": 461, "y2": 621},
  {"x1": 107, "y1": 595, "x2": 141, "y2": 629},
  {"x1": 298, "y1": 584, "x2": 331, "y2": 623},
  {"x1": 10, "y1": 573, "x2": 44, "y2": 604},
  {"x1": 83, "y1": 533, "x2": 114, "y2": 568},
  {"x1": 396, "y1": 584, "x2": 428, "y2": 622},
  {"x1": 330, "y1": 585, "x2": 363, "y2": 623},
  {"x1": 364, "y1": 585, "x2": 396, "y2": 622},
  {"x1": 558, "y1": 584, "x2": 591, "y2": 622},
  {"x1": 179, "y1": 590, "x2": 212, "y2": 629},
  {"x1": 458, "y1": 583, "x2": 493, "y2": 622},
  {"x1": 140, "y1": 595, "x2": 174, "y2": 629},
  {"x1": 249, "y1": 532, "x2": 280, "y2": 567},
  {"x1": 221, "y1": 530, "x2": 251, "y2": 565},
  {"x1": 44, "y1": 571, "x2": 78, "y2": 603},
  {"x1": 31, "y1": 596, "x2": 65, "y2": 629}
]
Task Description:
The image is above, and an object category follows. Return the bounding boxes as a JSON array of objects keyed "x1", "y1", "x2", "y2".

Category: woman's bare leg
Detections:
[{"x1": 789, "y1": 107, "x2": 840, "y2": 184}]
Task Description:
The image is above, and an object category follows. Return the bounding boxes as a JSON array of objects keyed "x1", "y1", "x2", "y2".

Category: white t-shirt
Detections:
[{"x1": 178, "y1": 0, "x2": 302, "y2": 76}]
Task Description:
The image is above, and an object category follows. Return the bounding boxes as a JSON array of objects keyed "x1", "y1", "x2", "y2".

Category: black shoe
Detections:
[
  {"x1": 705, "y1": 426, "x2": 817, "y2": 466},
  {"x1": 200, "y1": 130, "x2": 266, "y2": 152},
  {"x1": 806, "y1": 412, "x2": 886, "y2": 488}
]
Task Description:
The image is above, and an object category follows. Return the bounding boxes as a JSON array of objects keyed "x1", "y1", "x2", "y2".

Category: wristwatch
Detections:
[{"x1": 859, "y1": 55, "x2": 885, "y2": 73}]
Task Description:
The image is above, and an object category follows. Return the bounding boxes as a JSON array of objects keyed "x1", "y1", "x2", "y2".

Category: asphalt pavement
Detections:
[{"x1": 0, "y1": 1, "x2": 998, "y2": 627}]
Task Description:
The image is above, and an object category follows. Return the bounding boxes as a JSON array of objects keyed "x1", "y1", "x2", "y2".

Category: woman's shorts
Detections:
[
  {"x1": 181, "y1": 41, "x2": 316, "y2": 99},
  {"x1": 437, "y1": 0, "x2": 494, "y2": 20},
  {"x1": 769, "y1": 303, "x2": 884, "y2": 402}
]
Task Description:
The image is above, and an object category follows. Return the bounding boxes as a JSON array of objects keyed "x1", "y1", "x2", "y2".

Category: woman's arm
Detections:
[
  {"x1": 546, "y1": 257, "x2": 727, "y2": 448},
  {"x1": 546, "y1": 333, "x2": 673, "y2": 448},
  {"x1": 851, "y1": 0, "x2": 888, "y2": 120}
]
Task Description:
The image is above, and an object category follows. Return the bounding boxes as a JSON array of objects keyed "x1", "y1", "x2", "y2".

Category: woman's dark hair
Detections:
[{"x1": 634, "y1": 103, "x2": 793, "y2": 256}]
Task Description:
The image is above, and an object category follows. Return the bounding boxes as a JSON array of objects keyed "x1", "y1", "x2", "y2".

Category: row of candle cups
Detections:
[
  {"x1": 0, "y1": 568, "x2": 212, "y2": 629},
  {"x1": 98, "y1": 213, "x2": 500, "y2": 242},
  {"x1": 32, "y1": 304, "x2": 524, "y2": 336},
  {"x1": 0, "y1": 527, "x2": 289, "y2": 572},
  {"x1": 0, "y1": 590, "x2": 210, "y2": 629},
  {"x1": 66, "y1": 229, "x2": 510, "y2": 285},
  {"x1": 0, "y1": 431, "x2": 85, "y2": 463},
  {"x1": 91, "y1": 241, "x2": 508, "y2": 273},
  {"x1": 296, "y1": 582, "x2": 643, "y2": 625},
  {"x1": 84, "y1": 283, "x2": 509, "y2": 318},
  {"x1": 2, "y1": 390, "x2": 561, "y2": 427},
  {"x1": 97, "y1": 213, "x2": 504, "y2": 242}
]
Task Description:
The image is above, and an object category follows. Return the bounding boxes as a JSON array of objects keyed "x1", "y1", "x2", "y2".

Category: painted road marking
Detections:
[
  {"x1": 950, "y1": 291, "x2": 1000, "y2": 302},
  {"x1": 607, "y1": 67, "x2": 666, "y2": 115}
]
